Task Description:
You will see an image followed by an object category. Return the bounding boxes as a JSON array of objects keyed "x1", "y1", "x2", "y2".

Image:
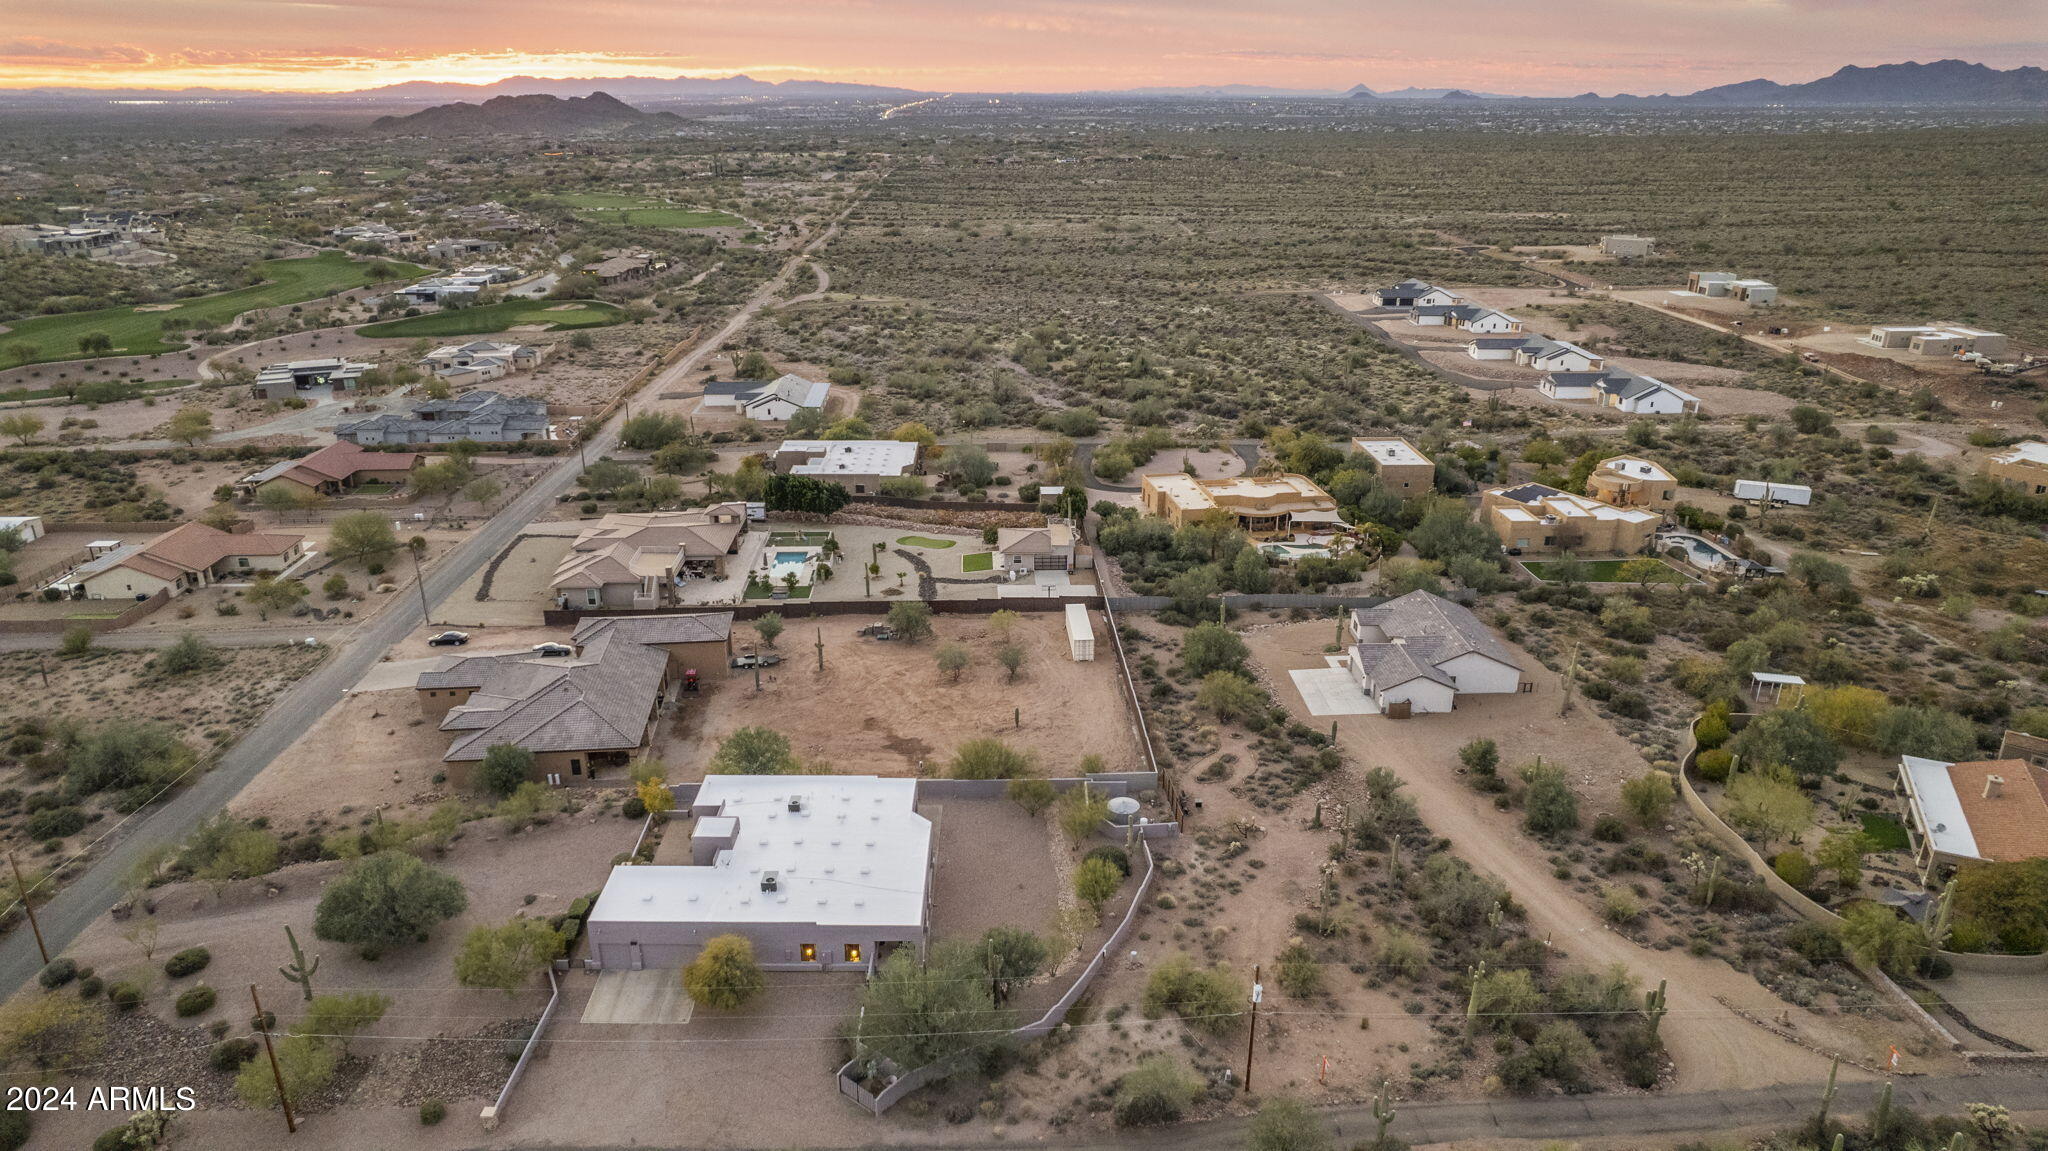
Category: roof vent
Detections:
[
  {"x1": 760, "y1": 872, "x2": 779, "y2": 893},
  {"x1": 788, "y1": 797, "x2": 803, "y2": 813},
  {"x1": 1985, "y1": 775, "x2": 2006, "y2": 800}
]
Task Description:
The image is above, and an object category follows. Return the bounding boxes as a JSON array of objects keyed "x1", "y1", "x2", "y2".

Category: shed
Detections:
[
  {"x1": 0, "y1": 516, "x2": 45, "y2": 543},
  {"x1": 1065, "y1": 604, "x2": 1096, "y2": 662}
]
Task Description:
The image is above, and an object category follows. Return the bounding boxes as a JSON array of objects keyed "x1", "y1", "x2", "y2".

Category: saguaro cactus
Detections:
[
  {"x1": 280, "y1": 924, "x2": 320, "y2": 1003},
  {"x1": 1643, "y1": 978, "x2": 1669, "y2": 1035},
  {"x1": 1372, "y1": 1078, "x2": 1397, "y2": 1147}
]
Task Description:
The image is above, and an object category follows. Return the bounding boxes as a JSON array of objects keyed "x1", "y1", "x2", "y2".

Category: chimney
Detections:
[{"x1": 1984, "y1": 775, "x2": 2006, "y2": 800}]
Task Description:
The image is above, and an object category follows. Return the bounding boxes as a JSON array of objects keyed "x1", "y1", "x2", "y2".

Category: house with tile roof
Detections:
[
  {"x1": 1345, "y1": 590, "x2": 1526, "y2": 715},
  {"x1": 1897, "y1": 754, "x2": 2048, "y2": 882},
  {"x1": 550, "y1": 505, "x2": 750, "y2": 610},
  {"x1": 414, "y1": 612, "x2": 733, "y2": 787},
  {"x1": 241, "y1": 441, "x2": 422, "y2": 498},
  {"x1": 417, "y1": 340, "x2": 546, "y2": 388},
  {"x1": 70, "y1": 522, "x2": 305, "y2": 600},
  {"x1": 1481, "y1": 482, "x2": 1660, "y2": 555}
]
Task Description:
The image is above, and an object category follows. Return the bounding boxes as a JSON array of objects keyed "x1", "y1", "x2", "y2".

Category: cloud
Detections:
[{"x1": 0, "y1": 37, "x2": 152, "y2": 65}]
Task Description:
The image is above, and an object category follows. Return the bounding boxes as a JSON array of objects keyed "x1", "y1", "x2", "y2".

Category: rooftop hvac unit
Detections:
[
  {"x1": 788, "y1": 797, "x2": 804, "y2": 813},
  {"x1": 760, "y1": 872, "x2": 779, "y2": 893}
]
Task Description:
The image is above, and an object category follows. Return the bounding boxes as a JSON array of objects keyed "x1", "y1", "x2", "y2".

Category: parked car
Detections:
[
  {"x1": 531, "y1": 642, "x2": 574, "y2": 657},
  {"x1": 729, "y1": 653, "x2": 784, "y2": 669},
  {"x1": 427, "y1": 631, "x2": 470, "y2": 647}
]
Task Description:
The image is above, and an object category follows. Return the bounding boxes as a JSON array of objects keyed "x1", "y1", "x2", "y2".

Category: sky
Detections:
[{"x1": 2, "y1": 0, "x2": 2041, "y2": 95}]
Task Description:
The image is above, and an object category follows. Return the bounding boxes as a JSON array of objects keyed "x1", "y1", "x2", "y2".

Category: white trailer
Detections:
[
  {"x1": 1733, "y1": 479, "x2": 1813, "y2": 507},
  {"x1": 1065, "y1": 604, "x2": 1096, "y2": 662}
]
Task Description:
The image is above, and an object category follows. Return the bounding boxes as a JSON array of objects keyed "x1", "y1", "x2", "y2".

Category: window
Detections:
[
  {"x1": 800, "y1": 943, "x2": 817, "y2": 963},
  {"x1": 238, "y1": 557, "x2": 251, "y2": 568},
  {"x1": 843, "y1": 944, "x2": 863, "y2": 964}
]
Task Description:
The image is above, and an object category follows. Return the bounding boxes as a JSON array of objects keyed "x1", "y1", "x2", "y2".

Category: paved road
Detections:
[
  {"x1": 0, "y1": 207, "x2": 855, "y2": 998},
  {"x1": 0, "y1": 624, "x2": 359, "y2": 653}
]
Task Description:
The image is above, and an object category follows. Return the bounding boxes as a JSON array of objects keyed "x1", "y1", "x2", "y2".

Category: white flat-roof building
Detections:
[
  {"x1": 770, "y1": 439, "x2": 922, "y2": 496},
  {"x1": 1601, "y1": 234, "x2": 1655, "y2": 259},
  {"x1": 1865, "y1": 325, "x2": 2008, "y2": 359},
  {"x1": 585, "y1": 775, "x2": 932, "y2": 972}
]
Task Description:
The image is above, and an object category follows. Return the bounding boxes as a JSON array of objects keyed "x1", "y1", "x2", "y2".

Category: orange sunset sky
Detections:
[{"x1": 2, "y1": 0, "x2": 2041, "y2": 95}]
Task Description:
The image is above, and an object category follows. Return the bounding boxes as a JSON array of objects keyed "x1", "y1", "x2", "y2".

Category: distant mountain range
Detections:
[
  {"x1": 2, "y1": 59, "x2": 2043, "y2": 109},
  {"x1": 367, "y1": 91, "x2": 681, "y2": 134}
]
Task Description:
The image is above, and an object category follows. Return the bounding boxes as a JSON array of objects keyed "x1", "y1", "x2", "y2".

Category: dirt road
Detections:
[{"x1": 1243, "y1": 620, "x2": 1924, "y2": 1093}]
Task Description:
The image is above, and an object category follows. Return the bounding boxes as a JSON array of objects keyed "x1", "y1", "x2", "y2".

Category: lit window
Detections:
[
  {"x1": 800, "y1": 944, "x2": 817, "y2": 963},
  {"x1": 843, "y1": 944, "x2": 863, "y2": 964}
]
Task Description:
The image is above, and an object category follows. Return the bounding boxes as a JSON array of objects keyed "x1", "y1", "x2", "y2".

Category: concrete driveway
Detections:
[
  {"x1": 580, "y1": 969, "x2": 695, "y2": 1025},
  {"x1": 1287, "y1": 663, "x2": 1378, "y2": 716}
]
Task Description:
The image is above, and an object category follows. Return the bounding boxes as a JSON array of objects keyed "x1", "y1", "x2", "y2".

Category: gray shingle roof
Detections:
[
  {"x1": 571, "y1": 612, "x2": 734, "y2": 647},
  {"x1": 421, "y1": 630, "x2": 670, "y2": 761},
  {"x1": 1350, "y1": 590, "x2": 1522, "y2": 690}
]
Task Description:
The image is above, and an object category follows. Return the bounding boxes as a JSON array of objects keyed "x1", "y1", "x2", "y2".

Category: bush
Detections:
[
  {"x1": 1694, "y1": 715, "x2": 1730, "y2": 749},
  {"x1": 419, "y1": 1100, "x2": 447, "y2": 1126},
  {"x1": 1773, "y1": 849, "x2": 1816, "y2": 889},
  {"x1": 1084, "y1": 845, "x2": 1132, "y2": 877},
  {"x1": 1696, "y1": 748, "x2": 1733, "y2": 782},
  {"x1": 77, "y1": 975, "x2": 103, "y2": 1000},
  {"x1": 164, "y1": 947, "x2": 211, "y2": 978},
  {"x1": 1521, "y1": 763, "x2": 1579, "y2": 836},
  {"x1": 24, "y1": 807, "x2": 87, "y2": 840},
  {"x1": 107, "y1": 982, "x2": 143, "y2": 1011},
  {"x1": 315, "y1": 853, "x2": 467, "y2": 958},
  {"x1": 210, "y1": 1037, "x2": 259, "y2": 1072},
  {"x1": 1590, "y1": 814, "x2": 1628, "y2": 843},
  {"x1": 947, "y1": 737, "x2": 1032, "y2": 780},
  {"x1": 1113, "y1": 1055, "x2": 1202, "y2": 1126},
  {"x1": 1785, "y1": 922, "x2": 1845, "y2": 965},
  {"x1": 1276, "y1": 942, "x2": 1322, "y2": 998},
  {"x1": 621, "y1": 796, "x2": 647, "y2": 819},
  {"x1": 1142, "y1": 956, "x2": 1242, "y2": 1034},
  {"x1": 37, "y1": 958, "x2": 78, "y2": 989},
  {"x1": 174, "y1": 986, "x2": 217, "y2": 1017},
  {"x1": 683, "y1": 935, "x2": 767, "y2": 1010}
]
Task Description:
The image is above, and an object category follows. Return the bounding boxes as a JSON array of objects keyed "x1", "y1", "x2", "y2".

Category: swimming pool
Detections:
[{"x1": 773, "y1": 551, "x2": 809, "y2": 565}]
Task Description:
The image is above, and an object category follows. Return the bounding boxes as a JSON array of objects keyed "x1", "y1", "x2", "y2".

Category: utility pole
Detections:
[
  {"x1": 1243, "y1": 965, "x2": 1263, "y2": 1092},
  {"x1": 8, "y1": 853, "x2": 47, "y2": 965},
  {"x1": 251, "y1": 985, "x2": 296, "y2": 1134},
  {"x1": 409, "y1": 543, "x2": 431, "y2": 628}
]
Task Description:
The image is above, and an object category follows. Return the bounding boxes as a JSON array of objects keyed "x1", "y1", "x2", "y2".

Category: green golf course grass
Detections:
[
  {"x1": 552, "y1": 193, "x2": 744, "y2": 230},
  {"x1": 962, "y1": 552, "x2": 994, "y2": 572},
  {"x1": 0, "y1": 252, "x2": 427, "y2": 366},
  {"x1": 896, "y1": 535, "x2": 957, "y2": 549},
  {"x1": 357, "y1": 299, "x2": 624, "y2": 339}
]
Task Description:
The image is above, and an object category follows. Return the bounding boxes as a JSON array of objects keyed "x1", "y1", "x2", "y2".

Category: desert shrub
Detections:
[
  {"x1": 24, "y1": 807, "x2": 86, "y2": 840},
  {"x1": 1521, "y1": 763, "x2": 1579, "y2": 836},
  {"x1": 163, "y1": 947, "x2": 211, "y2": 978},
  {"x1": 76, "y1": 976, "x2": 103, "y2": 1000},
  {"x1": 315, "y1": 853, "x2": 467, "y2": 958},
  {"x1": 1531, "y1": 1020, "x2": 1597, "y2": 1088},
  {"x1": 1142, "y1": 956, "x2": 1242, "y2": 1034},
  {"x1": 1084, "y1": 845, "x2": 1132, "y2": 877},
  {"x1": 107, "y1": 982, "x2": 143, "y2": 1011},
  {"x1": 210, "y1": 1037, "x2": 258, "y2": 1072},
  {"x1": 1276, "y1": 942, "x2": 1322, "y2": 998},
  {"x1": 1113, "y1": 1055, "x2": 1202, "y2": 1127},
  {"x1": 1376, "y1": 927, "x2": 1429, "y2": 980},
  {"x1": 1773, "y1": 849, "x2": 1816, "y2": 889},
  {"x1": 1591, "y1": 814, "x2": 1628, "y2": 843},
  {"x1": 419, "y1": 1100, "x2": 446, "y2": 1126},
  {"x1": 1696, "y1": 748, "x2": 1733, "y2": 782},
  {"x1": 1621, "y1": 771, "x2": 1675, "y2": 826},
  {"x1": 1785, "y1": 922, "x2": 1845, "y2": 965},
  {"x1": 1606, "y1": 1020, "x2": 1667, "y2": 1088},
  {"x1": 175, "y1": 986, "x2": 217, "y2": 1017},
  {"x1": 36, "y1": 958, "x2": 78, "y2": 989},
  {"x1": 948, "y1": 737, "x2": 1032, "y2": 780},
  {"x1": 1694, "y1": 714, "x2": 1730, "y2": 749},
  {"x1": 682, "y1": 934, "x2": 766, "y2": 1010}
]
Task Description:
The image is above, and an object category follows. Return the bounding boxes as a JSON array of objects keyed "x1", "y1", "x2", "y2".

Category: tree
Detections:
[
  {"x1": 887, "y1": 600, "x2": 933, "y2": 643},
  {"x1": 1617, "y1": 557, "x2": 1668, "y2": 587},
  {"x1": 314, "y1": 852, "x2": 467, "y2": 958},
  {"x1": 1196, "y1": 670, "x2": 1263, "y2": 723},
  {"x1": 708, "y1": 726, "x2": 799, "y2": 775},
  {"x1": 1408, "y1": 505, "x2": 1498, "y2": 562},
  {"x1": 578, "y1": 459, "x2": 638, "y2": 496},
  {"x1": 845, "y1": 944, "x2": 1011, "y2": 1070},
  {"x1": 1722, "y1": 771, "x2": 1813, "y2": 844},
  {"x1": 763, "y1": 473, "x2": 850, "y2": 514},
  {"x1": 1727, "y1": 709, "x2": 1840, "y2": 781},
  {"x1": 329, "y1": 511, "x2": 399, "y2": 566},
  {"x1": 1873, "y1": 706, "x2": 1977, "y2": 761},
  {"x1": 1075, "y1": 855, "x2": 1123, "y2": 918},
  {"x1": 1948, "y1": 860, "x2": 2048, "y2": 954},
  {"x1": 476, "y1": 744, "x2": 535, "y2": 797},
  {"x1": 165, "y1": 406, "x2": 214, "y2": 445},
  {"x1": 1057, "y1": 788, "x2": 1111, "y2": 843},
  {"x1": 1522, "y1": 763, "x2": 1579, "y2": 835},
  {"x1": 461, "y1": 476, "x2": 502, "y2": 509},
  {"x1": 1805, "y1": 686, "x2": 1889, "y2": 749},
  {"x1": 936, "y1": 641, "x2": 971, "y2": 681},
  {"x1": 987, "y1": 609, "x2": 1020, "y2": 640},
  {"x1": 1180, "y1": 621, "x2": 1247, "y2": 676},
  {"x1": 1787, "y1": 551, "x2": 1853, "y2": 595},
  {"x1": 1837, "y1": 902, "x2": 1925, "y2": 975},
  {"x1": 78, "y1": 331, "x2": 114, "y2": 356},
  {"x1": 945, "y1": 445, "x2": 999, "y2": 489},
  {"x1": 651, "y1": 439, "x2": 716, "y2": 475},
  {"x1": 322, "y1": 573, "x2": 350, "y2": 600},
  {"x1": 256, "y1": 483, "x2": 314, "y2": 519},
  {"x1": 454, "y1": 917, "x2": 565, "y2": 993},
  {"x1": 1114, "y1": 1056, "x2": 1201, "y2": 1127},
  {"x1": 245, "y1": 575, "x2": 308, "y2": 620},
  {"x1": 1815, "y1": 830, "x2": 1871, "y2": 889},
  {"x1": 995, "y1": 641, "x2": 1025, "y2": 682},
  {"x1": 65, "y1": 720, "x2": 192, "y2": 797},
  {"x1": 1248, "y1": 1096, "x2": 1335, "y2": 1151},
  {"x1": 949, "y1": 737, "x2": 1031, "y2": 780},
  {"x1": 0, "y1": 413, "x2": 43, "y2": 446},
  {"x1": 754, "y1": 612, "x2": 784, "y2": 648},
  {"x1": 620, "y1": 412, "x2": 690, "y2": 450},
  {"x1": 979, "y1": 926, "x2": 1048, "y2": 1003},
  {"x1": 683, "y1": 934, "x2": 766, "y2": 1009},
  {"x1": 734, "y1": 350, "x2": 775, "y2": 379},
  {"x1": 1621, "y1": 771, "x2": 1675, "y2": 828},
  {"x1": 1006, "y1": 777, "x2": 1056, "y2": 815},
  {"x1": 4, "y1": 342, "x2": 39, "y2": 369},
  {"x1": 635, "y1": 776, "x2": 675, "y2": 818},
  {"x1": 0, "y1": 994, "x2": 104, "y2": 1069},
  {"x1": 1459, "y1": 738, "x2": 1500, "y2": 774}
]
